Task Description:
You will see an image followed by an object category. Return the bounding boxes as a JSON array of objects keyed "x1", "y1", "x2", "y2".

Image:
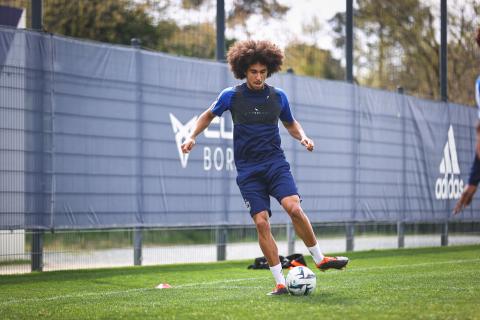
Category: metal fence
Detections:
[{"x1": 1, "y1": 222, "x2": 480, "y2": 274}]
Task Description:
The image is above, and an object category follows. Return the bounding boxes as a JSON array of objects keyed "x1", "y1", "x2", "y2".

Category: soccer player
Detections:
[
  {"x1": 181, "y1": 40, "x2": 348, "y2": 295},
  {"x1": 454, "y1": 28, "x2": 480, "y2": 214}
]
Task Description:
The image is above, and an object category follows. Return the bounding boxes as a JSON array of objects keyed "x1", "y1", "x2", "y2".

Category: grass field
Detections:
[{"x1": 0, "y1": 245, "x2": 479, "y2": 320}]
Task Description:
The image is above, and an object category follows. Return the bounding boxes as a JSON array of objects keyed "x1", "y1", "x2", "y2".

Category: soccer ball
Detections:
[{"x1": 286, "y1": 266, "x2": 316, "y2": 296}]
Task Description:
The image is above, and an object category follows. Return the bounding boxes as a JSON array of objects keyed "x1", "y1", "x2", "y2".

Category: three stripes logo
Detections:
[{"x1": 435, "y1": 125, "x2": 464, "y2": 200}]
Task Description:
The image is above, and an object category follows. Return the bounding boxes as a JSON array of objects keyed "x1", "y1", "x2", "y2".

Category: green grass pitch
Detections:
[{"x1": 1, "y1": 245, "x2": 479, "y2": 319}]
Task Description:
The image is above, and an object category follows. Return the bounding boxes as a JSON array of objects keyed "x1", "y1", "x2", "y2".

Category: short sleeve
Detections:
[
  {"x1": 276, "y1": 88, "x2": 294, "y2": 123},
  {"x1": 210, "y1": 87, "x2": 235, "y2": 117}
]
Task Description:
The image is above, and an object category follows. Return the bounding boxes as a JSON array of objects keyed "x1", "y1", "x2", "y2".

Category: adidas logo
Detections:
[
  {"x1": 169, "y1": 113, "x2": 197, "y2": 168},
  {"x1": 434, "y1": 125, "x2": 464, "y2": 200}
]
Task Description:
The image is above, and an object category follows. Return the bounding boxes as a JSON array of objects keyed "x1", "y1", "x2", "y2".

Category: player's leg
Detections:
[
  {"x1": 252, "y1": 211, "x2": 280, "y2": 266},
  {"x1": 280, "y1": 196, "x2": 348, "y2": 270},
  {"x1": 237, "y1": 170, "x2": 288, "y2": 295},
  {"x1": 280, "y1": 195, "x2": 316, "y2": 247},
  {"x1": 268, "y1": 160, "x2": 349, "y2": 271},
  {"x1": 252, "y1": 211, "x2": 288, "y2": 295}
]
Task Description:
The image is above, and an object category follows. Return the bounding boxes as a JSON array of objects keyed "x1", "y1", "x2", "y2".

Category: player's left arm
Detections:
[
  {"x1": 282, "y1": 120, "x2": 314, "y2": 152},
  {"x1": 277, "y1": 88, "x2": 314, "y2": 152}
]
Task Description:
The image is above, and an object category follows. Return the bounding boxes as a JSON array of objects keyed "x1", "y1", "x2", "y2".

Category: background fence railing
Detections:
[{"x1": 1, "y1": 222, "x2": 480, "y2": 274}]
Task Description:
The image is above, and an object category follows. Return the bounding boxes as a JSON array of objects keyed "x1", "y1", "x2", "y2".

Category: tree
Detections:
[
  {"x1": 445, "y1": 0, "x2": 480, "y2": 105},
  {"x1": 41, "y1": 0, "x2": 169, "y2": 48},
  {"x1": 227, "y1": 0, "x2": 289, "y2": 35},
  {"x1": 178, "y1": 0, "x2": 289, "y2": 37},
  {"x1": 284, "y1": 43, "x2": 344, "y2": 80},
  {"x1": 162, "y1": 22, "x2": 216, "y2": 59},
  {"x1": 329, "y1": 0, "x2": 479, "y2": 106}
]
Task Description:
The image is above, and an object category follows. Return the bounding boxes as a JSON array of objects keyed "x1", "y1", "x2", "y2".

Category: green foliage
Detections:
[
  {"x1": 1, "y1": 245, "x2": 479, "y2": 319},
  {"x1": 227, "y1": 0, "x2": 289, "y2": 28},
  {"x1": 330, "y1": 0, "x2": 480, "y2": 105},
  {"x1": 284, "y1": 43, "x2": 345, "y2": 80},
  {"x1": 42, "y1": 0, "x2": 163, "y2": 46},
  {"x1": 181, "y1": 0, "x2": 206, "y2": 10},
  {"x1": 161, "y1": 22, "x2": 216, "y2": 59}
]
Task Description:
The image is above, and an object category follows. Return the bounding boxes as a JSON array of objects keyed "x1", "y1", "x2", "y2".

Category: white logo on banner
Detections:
[
  {"x1": 169, "y1": 113, "x2": 197, "y2": 168},
  {"x1": 435, "y1": 125, "x2": 464, "y2": 199},
  {"x1": 169, "y1": 113, "x2": 234, "y2": 171}
]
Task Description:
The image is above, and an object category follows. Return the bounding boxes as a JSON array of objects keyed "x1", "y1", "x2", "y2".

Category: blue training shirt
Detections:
[{"x1": 210, "y1": 83, "x2": 294, "y2": 169}]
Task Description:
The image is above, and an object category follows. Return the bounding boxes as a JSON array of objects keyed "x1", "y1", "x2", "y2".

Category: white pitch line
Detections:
[
  {"x1": 175, "y1": 277, "x2": 265, "y2": 288},
  {"x1": 1, "y1": 258, "x2": 479, "y2": 306},
  {"x1": 0, "y1": 277, "x2": 266, "y2": 306}
]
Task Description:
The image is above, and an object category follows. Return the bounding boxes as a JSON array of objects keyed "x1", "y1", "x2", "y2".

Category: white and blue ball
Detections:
[{"x1": 286, "y1": 266, "x2": 316, "y2": 296}]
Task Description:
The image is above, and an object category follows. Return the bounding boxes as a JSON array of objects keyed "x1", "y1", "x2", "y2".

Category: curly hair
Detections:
[
  {"x1": 477, "y1": 27, "x2": 480, "y2": 48},
  {"x1": 226, "y1": 40, "x2": 284, "y2": 79}
]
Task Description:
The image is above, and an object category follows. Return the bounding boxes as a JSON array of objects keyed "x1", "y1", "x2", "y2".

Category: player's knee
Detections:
[
  {"x1": 287, "y1": 204, "x2": 303, "y2": 220},
  {"x1": 254, "y1": 215, "x2": 270, "y2": 233}
]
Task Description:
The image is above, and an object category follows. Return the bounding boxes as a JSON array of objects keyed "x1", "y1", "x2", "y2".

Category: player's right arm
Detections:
[
  {"x1": 181, "y1": 87, "x2": 234, "y2": 154},
  {"x1": 181, "y1": 109, "x2": 216, "y2": 154}
]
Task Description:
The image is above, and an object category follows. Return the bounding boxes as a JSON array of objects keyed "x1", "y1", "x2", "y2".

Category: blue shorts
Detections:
[{"x1": 236, "y1": 159, "x2": 299, "y2": 217}]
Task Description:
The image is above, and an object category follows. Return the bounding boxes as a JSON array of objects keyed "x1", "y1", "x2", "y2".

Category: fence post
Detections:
[
  {"x1": 441, "y1": 221, "x2": 448, "y2": 246},
  {"x1": 31, "y1": 229, "x2": 43, "y2": 271},
  {"x1": 216, "y1": 0, "x2": 225, "y2": 61},
  {"x1": 397, "y1": 221, "x2": 405, "y2": 248},
  {"x1": 131, "y1": 38, "x2": 144, "y2": 265},
  {"x1": 133, "y1": 228, "x2": 142, "y2": 266},
  {"x1": 31, "y1": 0, "x2": 42, "y2": 30},
  {"x1": 216, "y1": 64, "x2": 229, "y2": 262},
  {"x1": 398, "y1": 86, "x2": 405, "y2": 249},
  {"x1": 216, "y1": 226, "x2": 227, "y2": 261},
  {"x1": 28, "y1": 27, "x2": 49, "y2": 272},
  {"x1": 346, "y1": 223, "x2": 354, "y2": 252},
  {"x1": 287, "y1": 222, "x2": 295, "y2": 255},
  {"x1": 347, "y1": 77, "x2": 358, "y2": 252},
  {"x1": 346, "y1": 0, "x2": 353, "y2": 83},
  {"x1": 440, "y1": 0, "x2": 448, "y2": 102}
]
